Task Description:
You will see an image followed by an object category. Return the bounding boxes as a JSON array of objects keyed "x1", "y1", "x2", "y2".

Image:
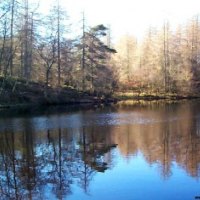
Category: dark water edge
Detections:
[
  {"x1": 0, "y1": 98, "x2": 195, "y2": 118},
  {"x1": 0, "y1": 103, "x2": 111, "y2": 119}
]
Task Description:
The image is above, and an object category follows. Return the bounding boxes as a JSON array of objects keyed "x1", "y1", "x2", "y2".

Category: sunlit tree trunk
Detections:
[
  {"x1": 126, "y1": 36, "x2": 131, "y2": 83},
  {"x1": 163, "y1": 21, "x2": 170, "y2": 93}
]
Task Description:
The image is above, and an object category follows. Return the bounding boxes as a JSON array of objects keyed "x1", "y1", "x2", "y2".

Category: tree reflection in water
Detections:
[
  {"x1": 1, "y1": 101, "x2": 200, "y2": 199},
  {"x1": 0, "y1": 124, "x2": 116, "y2": 199}
]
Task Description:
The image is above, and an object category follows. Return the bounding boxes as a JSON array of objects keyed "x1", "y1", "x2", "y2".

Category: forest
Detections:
[
  {"x1": 1, "y1": 0, "x2": 200, "y2": 105},
  {"x1": 115, "y1": 18, "x2": 200, "y2": 97}
]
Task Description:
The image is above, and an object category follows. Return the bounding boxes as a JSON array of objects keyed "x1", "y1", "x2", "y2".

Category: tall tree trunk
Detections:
[
  {"x1": 82, "y1": 12, "x2": 86, "y2": 91},
  {"x1": 57, "y1": 0, "x2": 61, "y2": 87},
  {"x1": 9, "y1": 0, "x2": 15, "y2": 76},
  {"x1": 163, "y1": 21, "x2": 170, "y2": 93},
  {"x1": 0, "y1": 21, "x2": 7, "y2": 76},
  {"x1": 23, "y1": 0, "x2": 32, "y2": 81}
]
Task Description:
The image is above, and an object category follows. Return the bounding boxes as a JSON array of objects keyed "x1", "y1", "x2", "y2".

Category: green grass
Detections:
[{"x1": 113, "y1": 91, "x2": 200, "y2": 100}]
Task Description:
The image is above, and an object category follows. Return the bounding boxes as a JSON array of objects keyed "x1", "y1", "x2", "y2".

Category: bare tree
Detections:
[{"x1": 37, "y1": 37, "x2": 57, "y2": 87}]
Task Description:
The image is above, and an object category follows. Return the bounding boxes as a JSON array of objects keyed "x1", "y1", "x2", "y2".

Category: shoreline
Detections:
[{"x1": 0, "y1": 94, "x2": 199, "y2": 110}]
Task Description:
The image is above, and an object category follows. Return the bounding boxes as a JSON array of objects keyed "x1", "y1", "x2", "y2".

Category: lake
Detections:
[{"x1": 1, "y1": 100, "x2": 200, "y2": 200}]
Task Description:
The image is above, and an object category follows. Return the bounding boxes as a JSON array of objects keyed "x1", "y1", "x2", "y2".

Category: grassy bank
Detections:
[
  {"x1": 114, "y1": 91, "x2": 200, "y2": 101},
  {"x1": 1, "y1": 77, "x2": 199, "y2": 109},
  {"x1": 0, "y1": 77, "x2": 116, "y2": 108}
]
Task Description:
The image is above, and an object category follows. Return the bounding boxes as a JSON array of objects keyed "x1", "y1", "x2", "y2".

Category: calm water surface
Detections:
[{"x1": 1, "y1": 101, "x2": 200, "y2": 200}]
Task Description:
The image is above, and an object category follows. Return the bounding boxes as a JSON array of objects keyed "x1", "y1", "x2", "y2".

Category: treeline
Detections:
[
  {"x1": 1, "y1": 0, "x2": 200, "y2": 97},
  {"x1": 0, "y1": 0, "x2": 117, "y2": 95},
  {"x1": 114, "y1": 16, "x2": 200, "y2": 96}
]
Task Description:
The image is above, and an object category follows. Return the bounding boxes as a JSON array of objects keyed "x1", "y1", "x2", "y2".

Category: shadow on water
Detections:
[
  {"x1": 1, "y1": 100, "x2": 200, "y2": 199},
  {"x1": 0, "y1": 104, "x2": 115, "y2": 119}
]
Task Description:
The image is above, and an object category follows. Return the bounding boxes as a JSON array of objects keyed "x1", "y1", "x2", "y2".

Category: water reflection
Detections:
[
  {"x1": 0, "y1": 126, "x2": 116, "y2": 199},
  {"x1": 1, "y1": 101, "x2": 200, "y2": 199}
]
